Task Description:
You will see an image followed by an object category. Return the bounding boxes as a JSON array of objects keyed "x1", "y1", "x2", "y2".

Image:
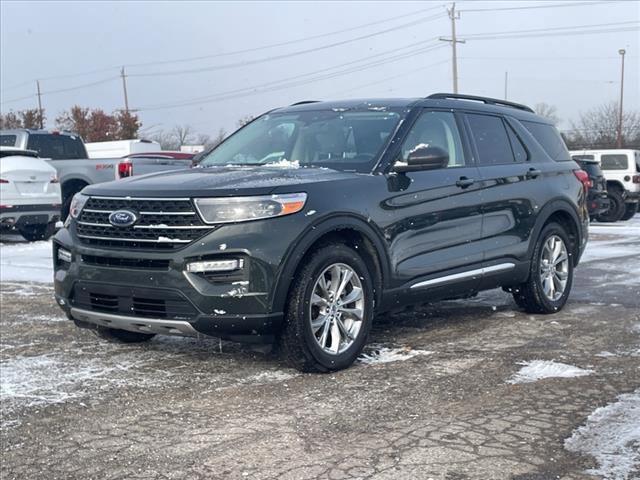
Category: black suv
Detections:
[
  {"x1": 573, "y1": 157, "x2": 610, "y2": 221},
  {"x1": 53, "y1": 94, "x2": 589, "y2": 372}
]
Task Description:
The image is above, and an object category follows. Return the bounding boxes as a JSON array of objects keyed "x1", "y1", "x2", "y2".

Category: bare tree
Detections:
[
  {"x1": 148, "y1": 130, "x2": 180, "y2": 150},
  {"x1": 564, "y1": 101, "x2": 640, "y2": 150},
  {"x1": 171, "y1": 125, "x2": 196, "y2": 147},
  {"x1": 236, "y1": 115, "x2": 254, "y2": 128},
  {"x1": 534, "y1": 103, "x2": 560, "y2": 125}
]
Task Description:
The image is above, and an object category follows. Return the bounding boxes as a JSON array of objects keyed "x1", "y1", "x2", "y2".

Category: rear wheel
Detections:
[
  {"x1": 278, "y1": 244, "x2": 374, "y2": 373},
  {"x1": 620, "y1": 202, "x2": 638, "y2": 221},
  {"x1": 596, "y1": 188, "x2": 625, "y2": 222},
  {"x1": 95, "y1": 326, "x2": 156, "y2": 343},
  {"x1": 512, "y1": 222, "x2": 573, "y2": 314}
]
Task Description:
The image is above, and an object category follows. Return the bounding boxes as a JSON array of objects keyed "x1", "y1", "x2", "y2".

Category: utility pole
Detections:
[
  {"x1": 616, "y1": 49, "x2": 626, "y2": 149},
  {"x1": 120, "y1": 66, "x2": 130, "y2": 114},
  {"x1": 36, "y1": 80, "x2": 44, "y2": 129},
  {"x1": 439, "y1": 3, "x2": 465, "y2": 93},
  {"x1": 504, "y1": 71, "x2": 508, "y2": 100}
]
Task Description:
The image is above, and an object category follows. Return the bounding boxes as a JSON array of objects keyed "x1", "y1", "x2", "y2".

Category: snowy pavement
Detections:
[{"x1": 1, "y1": 217, "x2": 639, "y2": 479}]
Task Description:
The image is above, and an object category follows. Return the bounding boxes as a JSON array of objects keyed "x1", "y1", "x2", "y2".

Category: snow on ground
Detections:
[
  {"x1": 0, "y1": 238, "x2": 52, "y2": 284},
  {"x1": 507, "y1": 360, "x2": 593, "y2": 384},
  {"x1": 359, "y1": 346, "x2": 433, "y2": 365},
  {"x1": 565, "y1": 390, "x2": 640, "y2": 480}
]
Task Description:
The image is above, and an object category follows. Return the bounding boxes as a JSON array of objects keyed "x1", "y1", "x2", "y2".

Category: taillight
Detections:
[
  {"x1": 573, "y1": 170, "x2": 590, "y2": 191},
  {"x1": 633, "y1": 175, "x2": 640, "y2": 184},
  {"x1": 118, "y1": 161, "x2": 133, "y2": 178}
]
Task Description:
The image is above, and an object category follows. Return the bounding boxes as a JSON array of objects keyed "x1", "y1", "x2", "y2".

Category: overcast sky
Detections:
[{"x1": 1, "y1": 0, "x2": 638, "y2": 139}]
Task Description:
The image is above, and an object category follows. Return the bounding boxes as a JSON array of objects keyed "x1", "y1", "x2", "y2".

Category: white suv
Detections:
[{"x1": 570, "y1": 149, "x2": 640, "y2": 221}]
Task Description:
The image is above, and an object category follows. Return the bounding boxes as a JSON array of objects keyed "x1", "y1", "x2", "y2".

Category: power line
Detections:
[
  {"x1": 468, "y1": 26, "x2": 639, "y2": 41},
  {"x1": 460, "y1": 0, "x2": 617, "y2": 13},
  {"x1": 125, "y1": 4, "x2": 446, "y2": 69},
  {"x1": 129, "y1": 12, "x2": 447, "y2": 78},
  {"x1": 1, "y1": 76, "x2": 118, "y2": 105},
  {"x1": 0, "y1": 5, "x2": 445, "y2": 92},
  {"x1": 137, "y1": 44, "x2": 448, "y2": 112},
  {"x1": 464, "y1": 20, "x2": 639, "y2": 38},
  {"x1": 138, "y1": 39, "x2": 442, "y2": 109}
]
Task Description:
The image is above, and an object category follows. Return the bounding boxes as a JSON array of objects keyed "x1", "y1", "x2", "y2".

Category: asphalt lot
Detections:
[{"x1": 1, "y1": 219, "x2": 639, "y2": 480}]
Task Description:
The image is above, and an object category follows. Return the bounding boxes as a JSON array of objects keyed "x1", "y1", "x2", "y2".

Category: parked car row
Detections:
[
  {"x1": 0, "y1": 130, "x2": 195, "y2": 240},
  {"x1": 570, "y1": 149, "x2": 640, "y2": 222}
]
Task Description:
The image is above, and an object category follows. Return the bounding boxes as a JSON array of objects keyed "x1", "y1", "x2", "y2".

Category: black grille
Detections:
[
  {"x1": 71, "y1": 283, "x2": 197, "y2": 321},
  {"x1": 76, "y1": 197, "x2": 213, "y2": 250},
  {"x1": 81, "y1": 255, "x2": 170, "y2": 270}
]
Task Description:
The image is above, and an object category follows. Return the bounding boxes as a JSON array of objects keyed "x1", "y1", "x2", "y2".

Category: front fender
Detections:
[{"x1": 270, "y1": 213, "x2": 391, "y2": 315}]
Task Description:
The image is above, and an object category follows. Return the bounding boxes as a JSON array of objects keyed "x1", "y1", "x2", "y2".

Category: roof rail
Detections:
[
  {"x1": 426, "y1": 93, "x2": 534, "y2": 113},
  {"x1": 290, "y1": 100, "x2": 321, "y2": 106}
]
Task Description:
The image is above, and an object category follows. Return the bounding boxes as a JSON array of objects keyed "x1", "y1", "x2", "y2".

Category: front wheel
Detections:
[
  {"x1": 512, "y1": 222, "x2": 574, "y2": 314},
  {"x1": 620, "y1": 202, "x2": 638, "y2": 221},
  {"x1": 278, "y1": 244, "x2": 375, "y2": 373}
]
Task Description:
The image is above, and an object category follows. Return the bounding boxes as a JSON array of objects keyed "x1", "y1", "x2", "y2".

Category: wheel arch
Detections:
[
  {"x1": 271, "y1": 214, "x2": 390, "y2": 315},
  {"x1": 529, "y1": 199, "x2": 584, "y2": 267}
]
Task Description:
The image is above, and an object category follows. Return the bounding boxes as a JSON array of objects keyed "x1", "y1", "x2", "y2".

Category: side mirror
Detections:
[{"x1": 394, "y1": 145, "x2": 449, "y2": 173}]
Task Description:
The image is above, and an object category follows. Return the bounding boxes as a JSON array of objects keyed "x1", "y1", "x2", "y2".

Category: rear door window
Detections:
[
  {"x1": 522, "y1": 121, "x2": 570, "y2": 161},
  {"x1": 0, "y1": 135, "x2": 17, "y2": 147},
  {"x1": 466, "y1": 114, "x2": 515, "y2": 165},
  {"x1": 600, "y1": 154, "x2": 629, "y2": 170}
]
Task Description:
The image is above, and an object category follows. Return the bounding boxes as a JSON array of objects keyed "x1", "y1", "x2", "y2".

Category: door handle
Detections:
[
  {"x1": 456, "y1": 177, "x2": 475, "y2": 188},
  {"x1": 525, "y1": 168, "x2": 542, "y2": 179}
]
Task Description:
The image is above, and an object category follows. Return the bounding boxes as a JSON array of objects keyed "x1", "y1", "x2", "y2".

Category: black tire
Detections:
[
  {"x1": 512, "y1": 222, "x2": 574, "y2": 314},
  {"x1": 278, "y1": 243, "x2": 375, "y2": 373},
  {"x1": 620, "y1": 202, "x2": 638, "y2": 221},
  {"x1": 19, "y1": 223, "x2": 54, "y2": 242},
  {"x1": 596, "y1": 188, "x2": 625, "y2": 222},
  {"x1": 95, "y1": 326, "x2": 156, "y2": 343}
]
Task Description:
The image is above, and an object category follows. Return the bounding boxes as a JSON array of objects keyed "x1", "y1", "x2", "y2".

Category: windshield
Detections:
[{"x1": 199, "y1": 110, "x2": 402, "y2": 173}]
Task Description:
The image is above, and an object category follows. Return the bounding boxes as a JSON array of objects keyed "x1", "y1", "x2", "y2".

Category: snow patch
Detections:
[
  {"x1": 359, "y1": 346, "x2": 433, "y2": 365},
  {"x1": 265, "y1": 159, "x2": 300, "y2": 168},
  {"x1": 0, "y1": 240, "x2": 53, "y2": 283},
  {"x1": 508, "y1": 360, "x2": 593, "y2": 384},
  {"x1": 219, "y1": 243, "x2": 227, "y2": 251},
  {"x1": 245, "y1": 371, "x2": 297, "y2": 384},
  {"x1": 565, "y1": 390, "x2": 640, "y2": 480}
]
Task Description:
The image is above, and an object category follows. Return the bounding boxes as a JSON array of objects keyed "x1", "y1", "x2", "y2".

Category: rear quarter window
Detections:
[
  {"x1": 522, "y1": 121, "x2": 570, "y2": 161},
  {"x1": 0, "y1": 135, "x2": 17, "y2": 147},
  {"x1": 600, "y1": 154, "x2": 629, "y2": 170}
]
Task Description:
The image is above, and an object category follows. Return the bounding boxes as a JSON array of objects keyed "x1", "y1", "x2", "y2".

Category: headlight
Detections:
[
  {"x1": 69, "y1": 193, "x2": 89, "y2": 219},
  {"x1": 194, "y1": 193, "x2": 307, "y2": 224}
]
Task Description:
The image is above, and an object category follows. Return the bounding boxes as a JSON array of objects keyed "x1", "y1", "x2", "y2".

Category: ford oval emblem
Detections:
[{"x1": 108, "y1": 209, "x2": 138, "y2": 227}]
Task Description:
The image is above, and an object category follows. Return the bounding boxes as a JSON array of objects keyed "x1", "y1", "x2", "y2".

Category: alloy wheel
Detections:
[
  {"x1": 309, "y1": 263, "x2": 365, "y2": 355},
  {"x1": 539, "y1": 235, "x2": 569, "y2": 301}
]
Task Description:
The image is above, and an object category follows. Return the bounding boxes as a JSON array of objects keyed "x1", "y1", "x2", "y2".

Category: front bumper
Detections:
[
  {"x1": 51, "y1": 217, "x2": 307, "y2": 343},
  {"x1": 623, "y1": 190, "x2": 639, "y2": 203}
]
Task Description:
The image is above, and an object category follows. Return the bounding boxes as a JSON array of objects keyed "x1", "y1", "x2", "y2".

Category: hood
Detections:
[{"x1": 83, "y1": 165, "x2": 361, "y2": 197}]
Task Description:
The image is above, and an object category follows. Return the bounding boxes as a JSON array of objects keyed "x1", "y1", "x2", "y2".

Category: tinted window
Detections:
[
  {"x1": 506, "y1": 123, "x2": 528, "y2": 163},
  {"x1": 601, "y1": 154, "x2": 628, "y2": 170},
  {"x1": 576, "y1": 161, "x2": 602, "y2": 177},
  {"x1": 467, "y1": 114, "x2": 514, "y2": 165},
  {"x1": 572, "y1": 154, "x2": 595, "y2": 161},
  {"x1": 0, "y1": 135, "x2": 17, "y2": 147},
  {"x1": 400, "y1": 111, "x2": 465, "y2": 167},
  {"x1": 522, "y1": 121, "x2": 570, "y2": 161},
  {"x1": 26, "y1": 134, "x2": 86, "y2": 160}
]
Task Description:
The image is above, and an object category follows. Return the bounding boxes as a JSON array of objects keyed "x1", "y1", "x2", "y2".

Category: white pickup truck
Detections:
[{"x1": 0, "y1": 129, "x2": 193, "y2": 218}]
